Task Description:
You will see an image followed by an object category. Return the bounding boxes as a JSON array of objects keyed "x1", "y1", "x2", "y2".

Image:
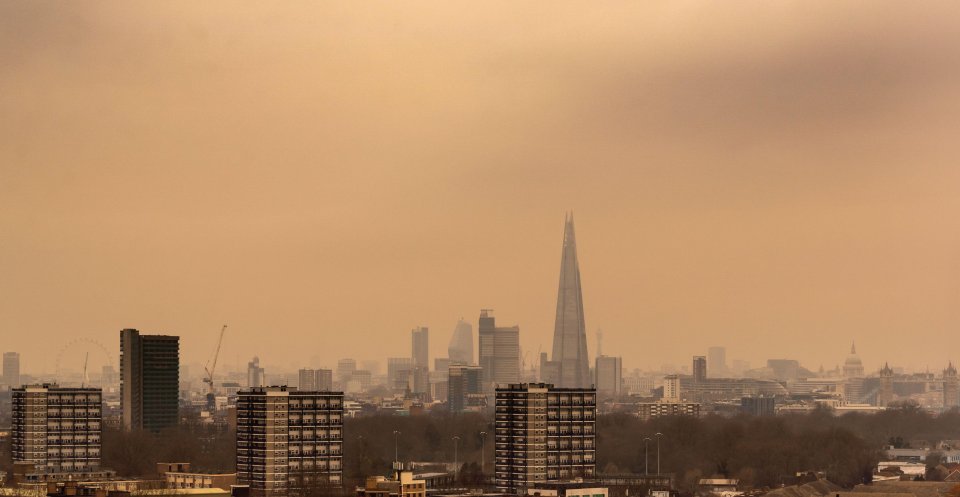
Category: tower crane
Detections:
[{"x1": 203, "y1": 324, "x2": 228, "y2": 411}]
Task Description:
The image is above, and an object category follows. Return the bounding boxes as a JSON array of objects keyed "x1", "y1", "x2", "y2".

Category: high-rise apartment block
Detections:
[
  {"x1": 299, "y1": 369, "x2": 334, "y2": 392},
  {"x1": 478, "y1": 310, "x2": 520, "y2": 392},
  {"x1": 448, "y1": 364, "x2": 484, "y2": 413},
  {"x1": 662, "y1": 375, "x2": 680, "y2": 402},
  {"x1": 494, "y1": 383, "x2": 596, "y2": 493},
  {"x1": 119, "y1": 329, "x2": 179, "y2": 432},
  {"x1": 411, "y1": 327, "x2": 429, "y2": 371},
  {"x1": 12, "y1": 384, "x2": 104, "y2": 479},
  {"x1": 544, "y1": 215, "x2": 591, "y2": 389},
  {"x1": 692, "y1": 356, "x2": 707, "y2": 383},
  {"x1": 448, "y1": 319, "x2": 474, "y2": 365},
  {"x1": 3, "y1": 351, "x2": 21, "y2": 388},
  {"x1": 594, "y1": 356, "x2": 622, "y2": 400},
  {"x1": 236, "y1": 386, "x2": 343, "y2": 497}
]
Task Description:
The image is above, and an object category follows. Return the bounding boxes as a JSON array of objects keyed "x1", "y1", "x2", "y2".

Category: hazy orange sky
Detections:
[{"x1": 2, "y1": 2, "x2": 960, "y2": 376}]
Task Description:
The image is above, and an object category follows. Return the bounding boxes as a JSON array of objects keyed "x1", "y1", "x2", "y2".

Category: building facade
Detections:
[
  {"x1": 479, "y1": 310, "x2": 520, "y2": 392},
  {"x1": 119, "y1": 329, "x2": 179, "y2": 432},
  {"x1": 448, "y1": 364, "x2": 484, "y2": 413},
  {"x1": 878, "y1": 363, "x2": 894, "y2": 407},
  {"x1": 707, "y1": 347, "x2": 727, "y2": 377},
  {"x1": 448, "y1": 318, "x2": 474, "y2": 365},
  {"x1": 3, "y1": 351, "x2": 21, "y2": 388},
  {"x1": 411, "y1": 327, "x2": 429, "y2": 371},
  {"x1": 495, "y1": 383, "x2": 596, "y2": 493},
  {"x1": 236, "y1": 386, "x2": 344, "y2": 497},
  {"x1": 12, "y1": 384, "x2": 103, "y2": 479},
  {"x1": 594, "y1": 356, "x2": 622, "y2": 400},
  {"x1": 692, "y1": 356, "x2": 706, "y2": 383},
  {"x1": 944, "y1": 363, "x2": 959, "y2": 409},
  {"x1": 637, "y1": 402, "x2": 701, "y2": 421},
  {"x1": 299, "y1": 369, "x2": 333, "y2": 392}
]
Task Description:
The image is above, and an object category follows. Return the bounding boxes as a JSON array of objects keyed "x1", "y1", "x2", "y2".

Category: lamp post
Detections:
[
  {"x1": 480, "y1": 431, "x2": 487, "y2": 476},
  {"x1": 453, "y1": 436, "x2": 461, "y2": 483},
  {"x1": 643, "y1": 437, "x2": 651, "y2": 475},
  {"x1": 655, "y1": 432, "x2": 663, "y2": 475},
  {"x1": 393, "y1": 430, "x2": 401, "y2": 469}
]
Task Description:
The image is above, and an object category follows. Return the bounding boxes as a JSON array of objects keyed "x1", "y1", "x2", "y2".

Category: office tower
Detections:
[
  {"x1": 448, "y1": 364, "x2": 483, "y2": 413},
  {"x1": 494, "y1": 383, "x2": 596, "y2": 493},
  {"x1": 13, "y1": 384, "x2": 102, "y2": 478},
  {"x1": 547, "y1": 214, "x2": 590, "y2": 388},
  {"x1": 236, "y1": 386, "x2": 343, "y2": 497},
  {"x1": 361, "y1": 360, "x2": 380, "y2": 377},
  {"x1": 336, "y1": 359, "x2": 356, "y2": 385},
  {"x1": 594, "y1": 356, "x2": 622, "y2": 399},
  {"x1": 707, "y1": 347, "x2": 727, "y2": 377},
  {"x1": 878, "y1": 363, "x2": 894, "y2": 407},
  {"x1": 692, "y1": 356, "x2": 707, "y2": 383},
  {"x1": 3, "y1": 352, "x2": 21, "y2": 388},
  {"x1": 247, "y1": 357, "x2": 265, "y2": 388},
  {"x1": 448, "y1": 318, "x2": 474, "y2": 365},
  {"x1": 478, "y1": 310, "x2": 520, "y2": 391},
  {"x1": 387, "y1": 357, "x2": 414, "y2": 393},
  {"x1": 299, "y1": 368, "x2": 332, "y2": 391},
  {"x1": 944, "y1": 363, "x2": 959, "y2": 409},
  {"x1": 411, "y1": 327, "x2": 429, "y2": 371},
  {"x1": 663, "y1": 375, "x2": 680, "y2": 401},
  {"x1": 434, "y1": 358, "x2": 452, "y2": 375},
  {"x1": 120, "y1": 329, "x2": 179, "y2": 432},
  {"x1": 740, "y1": 396, "x2": 775, "y2": 416}
]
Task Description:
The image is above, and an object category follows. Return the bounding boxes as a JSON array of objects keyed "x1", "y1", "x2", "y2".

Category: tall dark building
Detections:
[
  {"x1": 3, "y1": 351, "x2": 21, "y2": 388},
  {"x1": 478, "y1": 310, "x2": 520, "y2": 392},
  {"x1": 494, "y1": 383, "x2": 596, "y2": 493},
  {"x1": 878, "y1": 363, "x2": 894, "y2": 407},
  {"x1": 411, "y1": 326, "x2": 429, "y2": 371},
  {"x1": 448, "y1": 364, "x2": 483, "y2": 413},
  {"x1": 545, "y1": 214, "x2": 590, "y2": 388},
  {"x1": 120, "y1": 329, "x2": 179, "y2": 432},
  {"x1": 740, "y1": 396, "x2": 775, "y2": 416},
  {"x1": 692, "y1": 356, "x2": 707, "y2": 383}
]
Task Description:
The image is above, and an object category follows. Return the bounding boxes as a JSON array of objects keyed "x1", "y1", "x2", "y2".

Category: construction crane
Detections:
[
  {"x1": 203, "y1": 324, "x2": 228, "y2": 411},
  {"x1": 81, "y1": 352, "x2": 90, "y2": 388}
]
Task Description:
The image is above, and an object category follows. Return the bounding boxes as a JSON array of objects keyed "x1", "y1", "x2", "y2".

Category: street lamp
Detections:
[
  {"x1": 453, "y1": 436, "x2": 461, "y2": 483},
  {"x1": 393, "y1": 430, "x2": 401, "y2": 468},
  {"x1": 643, "y1": 438, "x2": 652, "y2": 475},
  {"x1": 479, "y1": 431, "x2": 487, "y2": 476},
  {"x1": 655, "y1": 432, "x2": 663, "y2": 475}
]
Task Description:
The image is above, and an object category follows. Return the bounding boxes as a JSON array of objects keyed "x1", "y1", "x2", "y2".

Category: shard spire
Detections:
[{"x1": 550, "y1": 212, "x2": 590, "y2": 388}]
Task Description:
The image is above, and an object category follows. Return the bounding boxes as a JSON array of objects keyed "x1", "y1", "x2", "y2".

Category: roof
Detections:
[{"x1": 700, "y1": 479, "x2": 739, "y2": 485}]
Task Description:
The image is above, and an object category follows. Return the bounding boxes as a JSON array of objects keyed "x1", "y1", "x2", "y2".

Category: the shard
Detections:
[{"x1": 549, "y1": 213, "x2": 591, "y2": 388}]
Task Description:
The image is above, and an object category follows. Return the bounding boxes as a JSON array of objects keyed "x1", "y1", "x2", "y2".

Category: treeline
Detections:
[{"x1": 94, "y1": 406, "x2": 960, "y2": 491}]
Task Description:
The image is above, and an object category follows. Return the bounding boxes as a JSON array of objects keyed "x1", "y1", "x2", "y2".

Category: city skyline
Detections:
[{"x1": 3, "y1": 3, "x2": 960, "y2": 374}]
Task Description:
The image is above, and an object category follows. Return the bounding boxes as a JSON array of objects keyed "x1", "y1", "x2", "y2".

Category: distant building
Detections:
[
  {"x1": 707, "y1": 347, "x2": 727, "y2": 377},
  {"x1": 740, "y1": 396, "x2": 775, "y2": 416},
  {"x1": 767, "y1": 359, "x2": 801, "y2": 382},
  {"x1": 411, "y1": 327, "x2": 429, "y2": 371},
  {"x1": 528, "y1": 481, "x2": 609, "y2": 497},
  {"x1": 247, "y1": 357, "x2": 265, "y2": 388},
  {"x1": 119, "y1": 329, "x2": 179, "y2": 432},
  {"x1": 478, "y1": 310, "x2": 520, "y2": 392},
  {"x1": 594, "y1": 356, "x2": 622, "y2": 400},
  {"x1": 337, "y1": 359, "x2": 357, "y2": 385},
  {"x1": 158, "y1": 462, "x2": 236, "y2": 490},
  {"x1": 878, "y1": 363, "x2": 894, "y2": 407},
  {"x1": 637, "y1": 401, "x2": 701, "y2": 421},
  {"x1": 3, "y1": 352, "x2": 21, "y2": 388},
  {"x1": 299, "y1": 368, "x2": 333, "y2": 391},
  {"x1": 692, "y1": 356, "x2": 707, "y2": 383},
  {"x1": 13, "y1": 384, "x2": 103, "y2": 480},
  {"x1": 662, "y1": 375, "x2": 680, "y2": 402},
  {"x1": 944, "y1": 363, "x2": 959, "y2": 409},
  {"x1": 448, "y1": 364, "x2": 483, "y2": 413},
  {"x1": 388, "y1": 358, "x2": 414, "y2": 394},
  {"x1": 494, "y1": 383, "x2": 596, "y2": 493},
  {"x1": 236, "y1": 386, "x2": 343, "y2": 497},
  {"x1": 843, "y1": 343, "x2": 865, "y2": 378},
  {"x1": 356, "y1": 471, "x2": 426, "y2": 497},
  {"x1": 448, "y1": 319, "x2": 474, "y2": 365},
  {"x1": 543, "y1": 214, "x2": 591, "y2": 389}
]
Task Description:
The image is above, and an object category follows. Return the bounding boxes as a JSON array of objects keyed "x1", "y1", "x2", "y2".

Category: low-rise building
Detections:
[
  {"x1": 637, "y1": 402, "x2": 701, "y2": 421},
  {"x1": 356, "y1": 471, "x2": 426, "y2": 497}
]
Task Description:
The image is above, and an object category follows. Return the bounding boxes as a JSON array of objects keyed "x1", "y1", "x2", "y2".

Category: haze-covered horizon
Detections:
[{"x1": 2, "y1": 2, "x2": 959, "y2": 375}]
